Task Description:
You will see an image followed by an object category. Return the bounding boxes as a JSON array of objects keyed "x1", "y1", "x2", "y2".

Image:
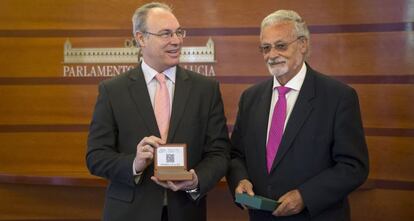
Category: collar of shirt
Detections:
[
  {"x1": 141, "y1": 59, "x2": 176, "y2": 84},
  {"x1": 272, "y1": 62, "x2": 307, "y2": 92}
]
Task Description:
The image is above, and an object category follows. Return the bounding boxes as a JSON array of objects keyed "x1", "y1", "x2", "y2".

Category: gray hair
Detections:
[
  {"x1": 132, "y1": 2, "x2": 172, "y2": 35},
  {"x1": 261, "y1": 10, "x2": 310, "y2": 58},
  {"x1": 261, "y1": 10, "x2": 310, "y2": 40}
]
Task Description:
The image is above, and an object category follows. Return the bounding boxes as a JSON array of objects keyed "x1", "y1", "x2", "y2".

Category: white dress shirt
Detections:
[{"x1": 266, "y1": 62, "x2": 307, "y2": 144}]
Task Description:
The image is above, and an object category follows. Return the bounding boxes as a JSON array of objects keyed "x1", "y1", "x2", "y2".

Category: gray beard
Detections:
[{"x1": 267, "y1": 63, "x2": 288, "y2": 77}]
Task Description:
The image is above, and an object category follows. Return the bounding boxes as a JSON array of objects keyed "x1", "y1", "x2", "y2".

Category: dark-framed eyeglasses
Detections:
[
  {"x1": 143, "y1": 29, "x2": 187, "y2": 39},
  {"x1": 259, "y1": 36, "x2": 304, "y2": 54}
]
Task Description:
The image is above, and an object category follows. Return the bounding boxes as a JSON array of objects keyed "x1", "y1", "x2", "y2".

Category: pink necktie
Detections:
[
  {"x1": 266, "y1": 86, "x2": 290, "y2": 173},
  {"x1": 154, "y1": 73, "x2": 170, "y2": 142}
]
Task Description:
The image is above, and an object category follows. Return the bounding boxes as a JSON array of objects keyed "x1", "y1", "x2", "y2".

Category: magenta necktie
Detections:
[
  {"x1": 154, "y1": 73, "x2": 170, "y2": 142},
  {"x1": 266, "y1": 86, "x2": 290, "y2": 173}
]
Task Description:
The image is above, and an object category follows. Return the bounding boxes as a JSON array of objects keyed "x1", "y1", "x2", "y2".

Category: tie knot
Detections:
[
  {"x1": 277, "y1": 86, "x2": 290, "y2": 96},
  {"x1": 155, "y1": 73, "x2": 166, "y2": 83}
]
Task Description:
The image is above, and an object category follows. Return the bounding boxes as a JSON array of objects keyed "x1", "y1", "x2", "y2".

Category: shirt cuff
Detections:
[{"x1": 132, "y1": 159, "x2": 143, "y2": 184}]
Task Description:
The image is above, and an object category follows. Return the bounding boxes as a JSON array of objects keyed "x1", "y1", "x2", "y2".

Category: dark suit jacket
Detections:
[
  {"x1": 227, "y1": 65, "x2": 369, "y2": 221},
  {"x1": 86, "y1": 65, "x2": 230, "y2": 221}
]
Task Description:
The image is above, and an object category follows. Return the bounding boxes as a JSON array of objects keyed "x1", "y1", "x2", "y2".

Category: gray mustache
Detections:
[{"x1": 267, "y1": 59, "x2": 286, "y2": 65}]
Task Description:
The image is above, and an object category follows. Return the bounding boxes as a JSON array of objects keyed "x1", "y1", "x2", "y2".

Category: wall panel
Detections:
[
  {"x1": 0, "y1": 85, "x2": 96, "y2": 124},
  {"x1": 0, "y1": 132, "x2": 88, "y2": 172},
  {"x1": 349, "y1": 189, "x2": 414, "y2": 221},
  {"x1": 1, "y1": 32, "x2": 414, "y2": 77},
  {"x1": 354, "y1": 84, "x2": 414, "y2": 128},
  {"x1": 367, "y1": 136, "x2": 414, "y2": 181},
  {"x1": 1, "y1": 83, "x2": 413, "y2": 129},
  {"x1": 0, "y1": 0, "x2": 412, "y2": 29},
  {"x1": 0, "y1": 183, "x2": 104, "y2": 220}
]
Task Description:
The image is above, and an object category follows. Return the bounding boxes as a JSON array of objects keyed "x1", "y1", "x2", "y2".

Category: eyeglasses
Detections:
[
  {"x1": 143, "y1": 29, "x2": 186, "y2": 39},
  {"x1": 259, "y1": 36, "x2": 304, "y2": 54}
]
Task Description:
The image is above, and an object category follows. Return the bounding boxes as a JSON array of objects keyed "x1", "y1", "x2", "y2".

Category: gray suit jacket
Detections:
[
  {"x1": 87, "y1": 65, "x2": 230, "y2": 221},
  {"x1": 227, "y1": 65, "x2": 369, "y2": 221}
]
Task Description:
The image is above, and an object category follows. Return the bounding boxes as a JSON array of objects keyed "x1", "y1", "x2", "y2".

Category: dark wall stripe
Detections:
[
  {"x1": 310, "y1": 22, "x2": 414, "y2": 34},
  {"x1": 227, "y1": 125, "x2": 414, "y2": 137},
  {"x1": 1, "y1": 124, "x2": 413, "y2": 137},
  {"x1": 217, "y1": 75, "x2": 414, "y2": 84},
  {"x1": 0, "y1": 75, "x2": 413, "y2": 85},
  {"x1": 373, "y1": 179, "x2": 414, "y2": 191},
  {"x1": 0, "y1": 22, "x2": 413, "y2": 37},
  {"x1": 358, "y1": 179, "x2": 414, "y2": 191},
  {"x1": 0, "y1": 29, "x2": 130, "y2": 38},
  {"x1": 0, "y1": 124, "x2": 89, "y2": 132},
  {"x1": 188, "y1": 27, "x2": 258, "y2": 36},
  {"x1": 365, "y1": 128, "x2": 414, "y2": 137},
  {"x1": 0, "y1": 77, "x2": 109, "y2": 85},
  {"x1": 0, "y1": 172, "x2": 412, "y2": 190},
  {"x1": 0, "y1": 173, "x2": 106, "y2": 187},
  {"x1": 333, "y1": 75, "x2": 414, "y2": 84}
]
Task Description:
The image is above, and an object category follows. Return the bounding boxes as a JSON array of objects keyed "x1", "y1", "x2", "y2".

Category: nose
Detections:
[
  {"x1": 268, "y1": 47, "x2": 280, "y2": 58},
  {"x1": 265, "y1": 48, "x2": 280, "y2": 61}
]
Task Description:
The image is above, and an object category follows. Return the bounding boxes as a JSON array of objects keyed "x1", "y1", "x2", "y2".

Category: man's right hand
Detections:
[
  {"x1": 134, "y1": 136, "x2": 164, "y2": 173},
  {"x1": 235, "y1": 179, "x2": 255, "y2": 210}
]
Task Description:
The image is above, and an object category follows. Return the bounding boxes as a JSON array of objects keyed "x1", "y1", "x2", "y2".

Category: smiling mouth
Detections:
[
  {"x1": 166, "y1": 49, "x2": 180, "y2": 55},
  {"x1": 167, "y1": 48, "x2": 180, "y2": 54}
]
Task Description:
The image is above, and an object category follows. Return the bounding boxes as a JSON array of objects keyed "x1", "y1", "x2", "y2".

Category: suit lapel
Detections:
[
  {"x1": 167, "y1": 66, "x2": 191, "y2": 142},
  {"x1": 127, "y1": 66, "x2": 160, "y2": 136},
  {"x1": 271, "y1": 68, "x2": 316, "y2": 172},
  {"x1": 255, "y1": 80, "x2": 273, "y2": 173}
]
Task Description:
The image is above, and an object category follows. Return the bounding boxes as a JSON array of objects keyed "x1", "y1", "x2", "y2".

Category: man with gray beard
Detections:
[{"x1": 226, "y1": 10, "x2": 369, "y2": 221}]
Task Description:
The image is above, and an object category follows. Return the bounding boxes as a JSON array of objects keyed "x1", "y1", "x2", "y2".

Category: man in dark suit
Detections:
[
  {"x1": 86, "y1": 2, "x2": 230, "y2": 221},
  {"x1": 226, "y1": 10, "x2": 369, "y2": 220}
]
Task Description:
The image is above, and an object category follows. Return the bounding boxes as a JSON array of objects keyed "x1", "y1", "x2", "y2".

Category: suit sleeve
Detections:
[
  {"x1": 298, "y1": 87, "x2": 369, "y2": 217},
  {"x1": 86, "y1": 82, "x2": 136, "y2": 187},
  {"x1": 195, "y1": 81, "x2": 231, "y2": 197},
  {"x1": 226, "y1": 91, "x2": 250, "y2": 197}
]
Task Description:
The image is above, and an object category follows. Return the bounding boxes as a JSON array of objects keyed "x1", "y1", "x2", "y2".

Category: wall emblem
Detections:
[{"x1": 63, "y1": 38, "x2": 216, "y2": 77}]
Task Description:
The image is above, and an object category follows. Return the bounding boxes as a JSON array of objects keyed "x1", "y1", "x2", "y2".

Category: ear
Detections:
[
  {"x1": 135, "y1": 32, "x2": 146, "y2": 48},
  {"x1": 299, "y1": 38, "x2": 308, "y2": 54}
]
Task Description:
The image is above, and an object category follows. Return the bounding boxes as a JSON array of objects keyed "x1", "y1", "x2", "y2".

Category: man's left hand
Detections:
[
  {"x1": 273, "y1": 189, "x2": 304, "y2": 216},
  {"x1": 151, "y1": 169, "x2": 199, "y2": 192}
]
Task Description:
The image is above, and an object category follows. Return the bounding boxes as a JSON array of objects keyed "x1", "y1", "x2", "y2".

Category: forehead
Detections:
[
  {"x1": 146, "y1": 8, "x2": 180, "y2": 31},
  {"x1": 260, "y1": 22, "x2": 295, "y2": 43}
]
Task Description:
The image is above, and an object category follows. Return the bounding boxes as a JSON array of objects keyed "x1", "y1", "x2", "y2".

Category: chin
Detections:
[
  {"x1": 268, "y1": 66, "x2": 288, "y2": 77},
  {"x1": 161, "y1": 61, "x2": 178, "y2": 70},
  {"x1": 167, "y1": 57, "x2": 180, "y2": 65},
  {"x1": 170, "y1": 61, "x2": 180, "y2": 67}
]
